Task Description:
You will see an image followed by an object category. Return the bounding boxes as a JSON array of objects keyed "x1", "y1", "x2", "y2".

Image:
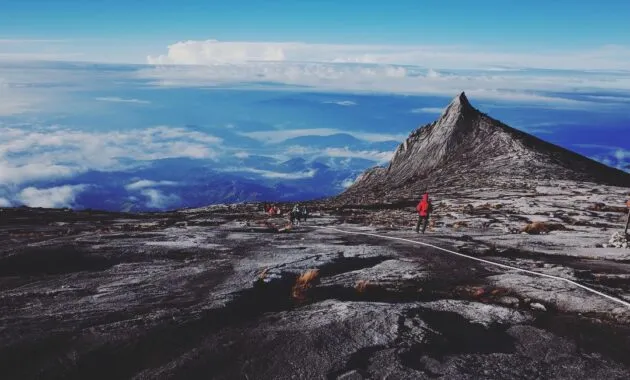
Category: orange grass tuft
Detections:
[{"x1": 292, "y1": 269, "x2": 320, "y2": 301}]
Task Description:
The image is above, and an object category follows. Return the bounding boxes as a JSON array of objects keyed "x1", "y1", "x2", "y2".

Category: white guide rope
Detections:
[{"x1": 315, "y1": 226, "x2": 630, "y2": 309}]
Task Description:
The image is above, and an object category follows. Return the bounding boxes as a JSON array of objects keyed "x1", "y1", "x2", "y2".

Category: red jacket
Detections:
[{"x1": 417, "y1": 194, "x2": 431, "y2": 216}]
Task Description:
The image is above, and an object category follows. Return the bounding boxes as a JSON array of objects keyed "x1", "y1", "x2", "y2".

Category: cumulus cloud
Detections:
[
  {"x1": 234, "y1": 151, "x2": 250, "y2": 159},
  {"x1": 147, "y1": 40, "x2": 288, "y2": 64},
  {"x1": 0, "y1": 197, "x2": 11, "y2": 207},
  {"x1": 0, "y1": 162, "x2": 77, "y2": 185},
  {"x1": 140, "y1": 189, "x2": 180, "y2": 209},
  {"x1": 95, "y1": 97, "x2": 151, "y2": 104},
  {"x1": 125, "y1": 179, "x2": 178, "y2": 191},
  {"x1": 18, "y1": 185, "x2": 88, "y2": 208}
]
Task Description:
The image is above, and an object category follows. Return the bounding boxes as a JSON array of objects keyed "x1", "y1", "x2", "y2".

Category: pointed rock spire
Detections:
[
  {"x1": 445, "y1": 91, "x2": 473, "y2": 112},
  {"x1": 438, "y1": 91, "x2": 476, "y2": 125},
  {"x1": 454, "y1": 91, "x2": 470, "y2": 105}
]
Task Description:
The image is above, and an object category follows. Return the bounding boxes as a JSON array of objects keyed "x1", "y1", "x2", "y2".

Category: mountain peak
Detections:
[
  {"x1": 440, "y1": 91, "x2": 475, "y2": 120},
  {"x1": 452, "y1": 91, "x2": 469, "y2": 106},
  {"x1": 339, "y1": 92, "x2": 630, "y2": 203}
]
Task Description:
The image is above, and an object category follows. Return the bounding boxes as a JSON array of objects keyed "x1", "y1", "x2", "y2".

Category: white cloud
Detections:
[
  {"x1": 241, "y1": 128, "x2": 404, "y2": 144},
  {"x1": 234, "y1": 151, "x2": 250, "y2": 159},
  {"x1": 18, "y1": 185, "x2": 88, "y2": 208},
  {"x1": 140, "y1": 41, "x2": 630, "y2": 107},
  {"x1": 147, "y1": 40, "x2": 287, "y2": 64},
  {"x1": 125, "y1": 179, "x2": 178, "y2": 191},
  {"x1": 323, "y1": 100, "x2": 357, "y2": 106},
  {"x1": 280, "y1": 144, "x2": 395, "y2": 164},
  {"x1": 0, "y1": 197, "x2": 11, "y2": 207},
  {"x1": 341, "y1": 177, "x2": 356, "y2": 189},
  {"x1": 95, "y1": 97, "x2": 151, "y2": 104},
  {"x1": 140, "y1": 189, "x2": 180, "y2": 209},
  {"x1": 426, "y1": 69, "x2": 441, "y2": 78},
  {"x1": 222, "y1": 167, "x2": 318, "y2": 179},
  {"x1": 137, "y1": 61, "x2": 630, "y2": 107},
  {"x1": 614, "y1": 149, "x2": 629, "y2": 161},
  {"x1": 580, "y1": 145, "x2": 630, "y2": 172},
  {"x1": 0, "y1": 162, "x2": 77, "y2": 185},
  {"x1": 323, "y1": 147, "x2": 394, "y2": 163},
  {"x1": 147, "y1": 40, "x2": 630, "y2": 71},
  {"x1": 0, "y1": 124, "x2": 221, "y2": 184},
  {"x1": 574, "y1": 143, "x2": 622, "y2": 150},
  {"x1": 411, "y1": 107, "x2": 444, "y2": 114},
  {"x1": 585, "y1": 95, "x2": 630, "y2": 102}
]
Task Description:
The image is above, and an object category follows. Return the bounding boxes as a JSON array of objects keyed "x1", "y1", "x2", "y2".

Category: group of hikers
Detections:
[
  {"x1": 264, "y1": 203, "x2": 310, "y2": 226},
  {"x1": 263, "y1": 191, "x2": 432, "y2": 233}
]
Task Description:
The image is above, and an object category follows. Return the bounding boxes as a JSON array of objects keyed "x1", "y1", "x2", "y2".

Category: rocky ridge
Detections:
[{"x1": 338, "y1": 92, "x2": 630, "y2": 205}]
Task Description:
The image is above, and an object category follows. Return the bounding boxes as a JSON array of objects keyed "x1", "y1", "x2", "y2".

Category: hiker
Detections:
[
  {"x1": 291, "y1": 203, "x2": 301, "y2": 225},
  {"x1": 415, "y1": 193, "x2": 433, "y2": 234},
  {"x1": 301, "y1": 205, "x2": 309, "y2": 222}
]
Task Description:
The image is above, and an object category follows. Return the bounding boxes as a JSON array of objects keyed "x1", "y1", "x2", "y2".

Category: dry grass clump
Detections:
[
  {"x1": 522, "y1": 222, "x2": 566, "y2": 235},
  {"x1": 292, "y1": 269, "x2": 320, "y2": 301},
  {"x1": 452, "y1": 221, "x2": 469, "y2": 229},
  {"x1": 355, "y1": 280, "x2": 370, "y2": 293},
  {"x1": 258, "y1": 268, "x2": 269, "y2": 281},
  {"x1": 587, "y1": 203, "x2": 627, "y2": 213}
]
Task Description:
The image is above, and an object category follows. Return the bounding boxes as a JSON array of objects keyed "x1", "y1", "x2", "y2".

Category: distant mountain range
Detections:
[{"x1": 26, "y1": 156, "x2": 363, "y2": 211}]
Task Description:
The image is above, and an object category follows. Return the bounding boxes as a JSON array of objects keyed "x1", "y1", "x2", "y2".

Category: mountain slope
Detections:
[{"x1": 339, "y1": 92, "x2": 630, "y2": 204}]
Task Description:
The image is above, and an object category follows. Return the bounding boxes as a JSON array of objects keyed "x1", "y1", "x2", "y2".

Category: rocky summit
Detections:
[{"x1": 339, "y1": 92, "x2": 630, "y2": 205}]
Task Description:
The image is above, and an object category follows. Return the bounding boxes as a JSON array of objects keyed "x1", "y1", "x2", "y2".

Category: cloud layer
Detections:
[
  {"x1": 0, "y1": 124, "x2": 222, "y2": 185},
  {"x1": 137, "y1": 63, "x2": 630, "y2": 107},
  {"x1": 96, "y1": 97, "x2": 151, "y2": 104},
  {"x1": 148, "y1": 40, "x2": 630, "y2": 71}
]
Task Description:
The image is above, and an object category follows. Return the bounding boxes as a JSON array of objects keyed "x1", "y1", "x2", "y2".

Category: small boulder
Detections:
[
  {"x1": 608, "y1": 232, "x2": 630, "y2": 249},
  {"x1": 530, "y1": 302, "x2": 547, "y2": 312}
]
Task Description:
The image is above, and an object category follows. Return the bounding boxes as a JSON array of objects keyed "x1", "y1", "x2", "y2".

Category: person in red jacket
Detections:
[{"x1": 415, "y1": 193, "x2": 433, "y2": 234}]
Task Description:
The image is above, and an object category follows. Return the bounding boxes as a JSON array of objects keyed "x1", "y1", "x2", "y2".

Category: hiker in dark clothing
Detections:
[
  {"x1": 301, "y1": 205, "x2": 309, "y2": 222},
  {"x1": 291, "y1": 204, "x2": 301, "y2": 225},
  {"x1": 415, "y1": 193, "x2": 432, "y2": 234}
]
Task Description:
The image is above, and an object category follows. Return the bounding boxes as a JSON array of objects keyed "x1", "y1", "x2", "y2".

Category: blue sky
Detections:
[{"x1": 2, "y1": 0, "x2": 630, "y2": 63}]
